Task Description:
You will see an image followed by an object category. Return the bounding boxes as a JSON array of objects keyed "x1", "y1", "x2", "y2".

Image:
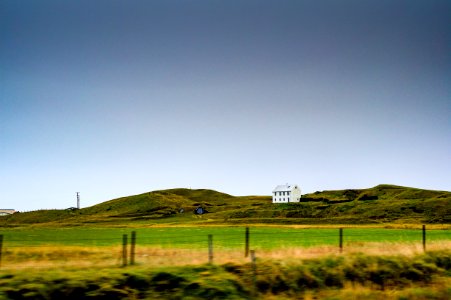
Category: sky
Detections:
[{"x1": 1, "y1": 0, "x2": 450, "y2": 211}]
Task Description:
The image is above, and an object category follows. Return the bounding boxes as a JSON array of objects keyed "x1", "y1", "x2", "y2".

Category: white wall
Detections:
[
  {"x1": 291, "y1": 186, "x2": 302, "y2": 202},
  {"x1": 272, "y1": 190, "x2": 290, "y2": 203}
]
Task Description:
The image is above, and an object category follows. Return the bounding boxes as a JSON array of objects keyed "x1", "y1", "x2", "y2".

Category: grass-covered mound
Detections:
[
  {"x1": 300, "y1": 184, "x2": 451, "y2": 224},
  {"x1": 0, "y1": 250, "x2": 449, "y2": 300},
  {"x1": 1, "y1": 185, "x2": 449, "y2": 226}
]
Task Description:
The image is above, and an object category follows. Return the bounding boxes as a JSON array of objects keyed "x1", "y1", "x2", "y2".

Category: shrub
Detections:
[{"x1": 0, "y1": 251, "x2": 450, "y2": 299}]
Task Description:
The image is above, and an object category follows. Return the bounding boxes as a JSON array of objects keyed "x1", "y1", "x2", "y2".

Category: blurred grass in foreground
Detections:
[{"x1": 0, "y1": 250, "x2": 449, "y2": 300}]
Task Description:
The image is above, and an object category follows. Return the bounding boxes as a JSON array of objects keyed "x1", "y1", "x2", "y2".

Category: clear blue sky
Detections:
[{"x1": 1, "y1": 0, "x2": 450, "y2": 211}]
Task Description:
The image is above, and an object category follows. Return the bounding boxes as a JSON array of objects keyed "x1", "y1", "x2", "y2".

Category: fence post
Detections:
[
  {"x1": 0, "y1": 235, "x2": 3, "y2": 269},
  {"x1": 250, "y1": 250, "x2": 257, "y2": 296},
  {"x1": 130, "y1": 231, "x2": 136, "y2": 265},
  {"x1": 422, "y1": 225, "x2": 426, "y2": 252},
  {"x1": 208, "y1": 234, "x2": 213, "y2": 264},
  {"x1": 245, "y1": 227, "x2": 250, "y2": 257},
  {"x1": 122, "y1": 234, "x2": 128, "y2": 267},
  {"x1": 339, "y1": 228, "x2": 343, "y2": 253}
]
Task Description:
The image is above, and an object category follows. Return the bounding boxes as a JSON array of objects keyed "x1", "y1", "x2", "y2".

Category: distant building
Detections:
[
  {"x1": 272, "y1": 184, "x2": 301, "y2": 203},
  {"x1": 0, "y1": 209, "x2": 16, "y2": 216}
]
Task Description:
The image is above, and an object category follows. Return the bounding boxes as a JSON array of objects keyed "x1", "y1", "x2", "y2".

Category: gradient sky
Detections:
[{"x1": 1, "y1": 0, "x2": 450, "y2": 211}]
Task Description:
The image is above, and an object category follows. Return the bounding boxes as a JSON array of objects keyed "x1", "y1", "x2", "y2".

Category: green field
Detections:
[{"x1": 1, "y1": 226, "x2": 449, "y2": 248}]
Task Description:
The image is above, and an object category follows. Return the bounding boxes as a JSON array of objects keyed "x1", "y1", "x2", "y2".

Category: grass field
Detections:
[
  {"x1": 1, "y1": 186, "x2": 450, "y2": 298},
  {"x1": 1, "y1": 226, "x2": 450, "y2": 247},
  {"x1": 1, "y1": 226, "x2": 450, "y2": 271},
  {"x1": 0, "y1": 226, "x2": 450, "y2": 299}
]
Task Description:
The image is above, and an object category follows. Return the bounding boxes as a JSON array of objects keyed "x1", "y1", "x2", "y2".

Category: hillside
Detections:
[{"x1": 1, "y1": 185, "x2": 450, "y2": 226}]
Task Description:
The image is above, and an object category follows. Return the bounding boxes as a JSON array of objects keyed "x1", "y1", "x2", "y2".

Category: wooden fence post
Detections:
[
  {"x1": 130, "y1": 231, "x2": 136, "y2": 265},
  {"x1": 0, "y1": 235, "x2": 3, "y2": 269},
  {"x1": 122, "y1": 234, "x2": 128, "y2": 267},
  {"x1": 245, "y1": 227, "x2": 250, "y2": 257},
  {"x1": 250, "y1": 250, "x2": 257, "y2": 296},
  {"x1": 208, "y1": 234, "x2": 213, "y2": 264},
  {"x1": 339, "y1": 228, "x2": 343, "y2": 253},
  {"x1": 422, "y1": 225, "x2": 426, "y2": 252}
]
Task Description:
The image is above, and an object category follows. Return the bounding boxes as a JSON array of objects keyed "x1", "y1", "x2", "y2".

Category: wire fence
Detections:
[{"x1": 0, "y1": 226, "x2": 449, "y2": 270}]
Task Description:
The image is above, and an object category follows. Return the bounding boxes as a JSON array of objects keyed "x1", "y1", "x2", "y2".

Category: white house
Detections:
[
  {"x1": 0, "y1": 209, "x2": 16, "y2": 216},
  {"x1": 272, "y1": 184, "x2": 301, "y2": 203}
]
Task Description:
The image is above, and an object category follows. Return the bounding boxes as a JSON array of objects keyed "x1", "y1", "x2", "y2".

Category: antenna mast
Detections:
[{"x1": 76, "y1": 192, "x2": 80, "y2": 209}]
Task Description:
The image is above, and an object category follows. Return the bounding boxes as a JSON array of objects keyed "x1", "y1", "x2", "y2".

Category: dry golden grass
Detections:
[
  {"x1": 2, "y1": 240, "x2": 450, "y2": 271},
  {"x1": 242, "y1": 240, "x2": 451, "y2": 264},
  {"x1": 1, "y1": 246, "x2": 121, "y2": 270}
]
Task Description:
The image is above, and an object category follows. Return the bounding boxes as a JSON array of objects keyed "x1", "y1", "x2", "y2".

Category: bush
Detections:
[{"x1": 0, "y1": 251, "x2": 450, "y2": 299}]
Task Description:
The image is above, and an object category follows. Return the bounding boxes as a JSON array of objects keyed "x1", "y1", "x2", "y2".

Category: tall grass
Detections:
[
  {"x1": 2, "y1": 241, "x2": 450, "y2": 271},
  {"x1": 0, "y1": 250, "x2": 449, "y2": 300}
]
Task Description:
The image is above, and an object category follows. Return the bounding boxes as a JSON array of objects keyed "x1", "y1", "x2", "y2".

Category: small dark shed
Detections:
[{"x1": 194, "y1": 206, "x2": 207, "y2": 215}]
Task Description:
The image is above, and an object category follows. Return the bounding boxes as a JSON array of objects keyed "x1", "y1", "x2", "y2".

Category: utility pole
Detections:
[{"x1": 76, "y1": 192, "x2": 80, "y2": 209}]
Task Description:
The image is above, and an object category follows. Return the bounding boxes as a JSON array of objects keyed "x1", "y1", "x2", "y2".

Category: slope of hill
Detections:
[
  {"x1": 299, "y1": 184, "x2": 450, "y2": 224},
  {"x1": 1, "y1": 185, "x2": 450, "y2": 226}
]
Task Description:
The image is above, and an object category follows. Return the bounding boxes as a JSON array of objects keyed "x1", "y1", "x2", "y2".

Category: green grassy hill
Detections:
[{"x1": 1, "y1": 185, "x2": 450, "y2": 226}]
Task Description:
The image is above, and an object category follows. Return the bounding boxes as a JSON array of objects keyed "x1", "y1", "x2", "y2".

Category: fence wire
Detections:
[{"x1": 0, "y1": 227, "x2": 449, "y2": 270}]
